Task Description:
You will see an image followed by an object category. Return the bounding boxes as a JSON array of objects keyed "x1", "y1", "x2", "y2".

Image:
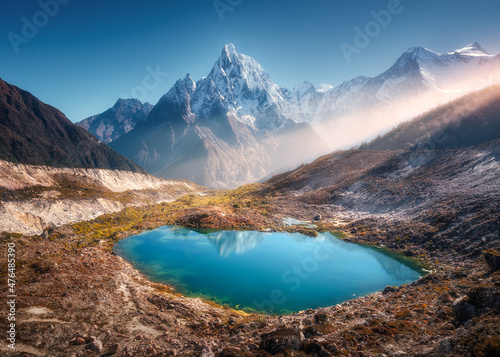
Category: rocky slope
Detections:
[
  {"x1": 264, "y1": 140, "x2": 500, "y2": 254},
  {"x1": 76, "y1": 99, "x2": 153, "y2": 144},
  {"x1": 0, "y1": 78, "x2": 144, "y2": 173},
  {"x1": 0, "y1": 159, "x2": 202, "y2": 235},
  {"x1": 361, "y1": 85, "x2": 500, "y2": 151}
]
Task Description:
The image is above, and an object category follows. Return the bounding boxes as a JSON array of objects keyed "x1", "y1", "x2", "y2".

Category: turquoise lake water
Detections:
[{"x1": 114, "y1": 226, "x2": 423, "y2": 314}]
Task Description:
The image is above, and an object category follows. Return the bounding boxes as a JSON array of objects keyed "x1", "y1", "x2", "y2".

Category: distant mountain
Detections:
[
  {"x1": 285, "y1": 43, "x2": 500, "y2": 150},
  {"x1": 76, "y1": 99, "x2": 153, "y2": 144},
  {"x1": 0, "y1": 78, "x2": 145, "y2": 172},
  {"x1": 109, "y1": 43, "x2": 500, "y2": 187},
  {"x1": 302, "y1": 42, "x2": 500, "y2": 124},
  {"x1": 110, "y1": 44, "x2": 329, "y2": 188},
  {"x1": 361, "y1": 85, "x2": 500, "y2": 151}
]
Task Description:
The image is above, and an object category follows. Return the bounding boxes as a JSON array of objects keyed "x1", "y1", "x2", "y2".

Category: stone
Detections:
[
  {"x1": 108, "y1": 343, "x2": 119, "y2": 354},
  {"x1": 314, "y1": 310, "x2": 331, "y2": 324},
  {"x1": 199, "y1": 346, "x2": 215, "y2": 357},
  {"x1": 483, "y1": 249, "x2": 500, "y2": 272},
  {"x1": 73, "y1": 337, "x2": 85, "y2": 345},
  {"x1": 437, "y1": 337, "x2": 453, "y2": 356},
  {"x1": 313, "y1": 215, "x2": 322, "y2": 221},
  {"x1": 84, "y1": 338, "x2": 103, "y2": 353},
  {"x1": 217, "y1": 347, "x2": 242, "y2": 357},
  {"x1": 382, "y1": 286, "x2": 397, "y2": 295},
  {"x1": 259, "y1": 328, "x2": 304, "y2": 354},
  {"x1": 452, "y1": 296, "x2": 476, "y2": 323},
  {"x1": 439, "y1": 293, "x2": 454, "y2": 303},
  {"x1": 302, "y1": 325, "x2": 319, "y2": 338}
]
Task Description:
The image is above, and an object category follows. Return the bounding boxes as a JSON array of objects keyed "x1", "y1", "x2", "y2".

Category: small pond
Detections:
[{"x1": 114, "y1": 226, "x2": 423, "y2": 314}]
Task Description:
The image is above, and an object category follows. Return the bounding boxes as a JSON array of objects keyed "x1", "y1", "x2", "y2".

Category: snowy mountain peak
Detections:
[
  {"x1": 223, "y1": 43, "x2": 238, "y2": 56},
  {"x1": 453, "y1": 42, "x2": 489, "y2": 56},
  {"x1": 316, "y1": 83, "x2": 333, "y2": 92},
  {"x1": 405, "y1": 46, "x2": 441, "y2": 61}
]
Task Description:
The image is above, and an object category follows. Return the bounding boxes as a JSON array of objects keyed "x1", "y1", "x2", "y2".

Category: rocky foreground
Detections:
[
  {"x1": 0, "y1": 189, "x2": 499, "y2": 357},
  {"x1": 0, "y1": 143, "x2": 499, "y2": 356}
]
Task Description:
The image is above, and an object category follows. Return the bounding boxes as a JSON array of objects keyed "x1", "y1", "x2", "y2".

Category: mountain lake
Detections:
[{"x1": 114, "y1": 226, "x2": 424, "y2": 314}]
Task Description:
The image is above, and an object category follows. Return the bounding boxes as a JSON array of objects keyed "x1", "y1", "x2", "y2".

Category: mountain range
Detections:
[
  {"x1": 0, "y1": 77, "x2": 144, "y2": 173},
  {"x1": 109, "y1": 44, "x2": 330, "y2": 188},
  {"x1": 77, "y1": 43, "x2": 500, "y2": 188}
]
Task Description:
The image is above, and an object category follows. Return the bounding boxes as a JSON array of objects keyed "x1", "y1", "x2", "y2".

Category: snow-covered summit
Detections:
[{"x1": 451, "y1": 42, "x2": 490, "y2": 56}]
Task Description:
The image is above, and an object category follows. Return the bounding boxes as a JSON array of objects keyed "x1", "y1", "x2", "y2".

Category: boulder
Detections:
[
  {"x1": 382, "y1": 286, "x2": 397, "y2": 295},
  {"x1": 199, "y1": 346, "x2": 215, "y2": 357},
  {"x1": 259, "y1": 328, "x2": 304, "y2": 354},
  {"x1": 452, "y1": 296, "x2": 476, "y2": 323},
  {"x1": 108, "y1": 343, "x2": 119, "y2": 354},
  {"x1": 483, "y1": 249, "x2": 500, "y2": 272},
  {"x1": 84, "y1": 337, "x2": 103, "y2": 353},
  {"x1": 437, "y1": 337, "x2": 453, "y2": 356},
  {"x1": 218, "y1": 347, "x2": 242, "y2": 357}
]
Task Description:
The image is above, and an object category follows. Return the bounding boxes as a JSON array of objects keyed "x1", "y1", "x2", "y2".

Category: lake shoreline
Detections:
[{"x1": 0, "y1": 188, "x2": 498, "y2": 356}]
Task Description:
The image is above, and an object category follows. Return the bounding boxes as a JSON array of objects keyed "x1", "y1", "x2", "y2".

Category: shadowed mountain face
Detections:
[
  {"x1": 361, "y1": 85, "x2": 500, "y2": 151},
  {"x1": 110, "y1": 45, "x2": 329, "y2": 188},
  {"x1": 0, "y1": 78, "x2": 145, "y2": 173},
  {"x1": 76, "y1": 99, "x2": 153, "y2": 144}
]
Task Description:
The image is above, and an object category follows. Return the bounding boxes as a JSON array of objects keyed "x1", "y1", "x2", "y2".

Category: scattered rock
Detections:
[
  {"x1": 438, "y1": 293, "x2": 454, "y2": 303},
  {"x1": 314, "y1": 310, "x2": 331, "y2": 324},
  {"x1": 452, "y1": 296, "x2": 476, "y2": 323},
  {"x1": 383, "y1": 286, "x2": 397, "y2": 295},
  {"x1": 84, "y1": 337, "x2": 103, "y2": 353},
  {"x1": 313, "y1": 214, "x2": 322, "y2": 221},
  {"x1": 302, "y1": 326, "x2": 319, "y2": 338},
  {"x1": 437, "y1": 337, "x2": 453, "y2": 356},
  {"x1": 218, "y1": 347, "x2": 242, "y2": 356},
  {"x1": 483, "y1": 249, "x2": 500, "y2": 272},
  {"x1": 199, "y1": 346, "x2": 215, "y2": 357},
  {"x1": 72, "y1": 337, "x2": 85, "y2": 345},
  {"x1": 107, "y1": 343, "x2": 119, "y2": 354},
  {"x1": 300, "y1": 341, "x2": 331, "y2": 356},
  {"x1": 259, "y1": 328, "x2": 304, "y2": 354}
]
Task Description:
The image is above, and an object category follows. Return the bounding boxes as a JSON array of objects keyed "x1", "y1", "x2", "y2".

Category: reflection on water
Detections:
[
  {"x1": 206, "y1": 231, "x2": 264, "y2": 257},
  {"x1": 115, "y1": 226, "x2": 423, "y2": 313},
  {"x1": 203, "y1": 230, "x2": 420, "y2": 280}
]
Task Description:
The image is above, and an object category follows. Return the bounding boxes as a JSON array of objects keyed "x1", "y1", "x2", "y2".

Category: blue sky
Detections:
[{"x1": 1, "y1": 0, "x2": 499, "y2": 121}]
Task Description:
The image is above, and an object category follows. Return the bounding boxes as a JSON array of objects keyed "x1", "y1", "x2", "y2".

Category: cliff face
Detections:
[{"x1": 0, "y1": 159, "x2": 201, "y2": 235}]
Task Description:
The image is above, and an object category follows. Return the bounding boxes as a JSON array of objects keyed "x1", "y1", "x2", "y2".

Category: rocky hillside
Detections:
[
  {"x1": 0, "y1": 159, "x2": 202, "y2": 235},
  {"x1": 361, "y1": 85, "x2": 500, "y2": 151},
  {"x1": 76, "y1": 99, "x2": 153, "y2": 144},
  {"x1": 265, "y1": 140, "x2": 500, "y2": 254},
  {"x1": 0, "y1": 78, "x2": 144, "y2": 172}
]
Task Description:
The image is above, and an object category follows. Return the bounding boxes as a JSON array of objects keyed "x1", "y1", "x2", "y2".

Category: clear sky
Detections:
[{"x1": 1, "y1": 0, "x2": 499, "y2": 122}]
